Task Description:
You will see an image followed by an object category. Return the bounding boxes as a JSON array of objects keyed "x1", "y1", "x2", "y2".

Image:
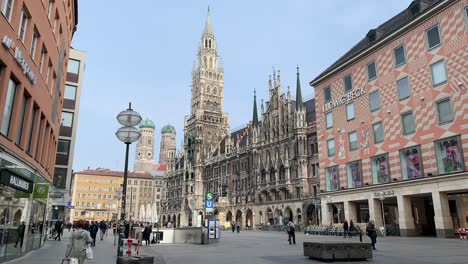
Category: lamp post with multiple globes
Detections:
[{"x1": 115, "y1": 103, "x2": 141, "y2": 257}]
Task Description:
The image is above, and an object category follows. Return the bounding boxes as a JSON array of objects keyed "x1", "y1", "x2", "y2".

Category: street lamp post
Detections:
[
  {"x1": 378, "y1": 191, "x2": 386, "y2": 237},
  {"x1": 115, "y1": 103, "x2": 141, "y2": 258}
]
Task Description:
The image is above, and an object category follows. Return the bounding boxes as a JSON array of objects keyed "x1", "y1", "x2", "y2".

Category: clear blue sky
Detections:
[{"x1": 71, "y1": 0, "x2": 410, "y2": 172}]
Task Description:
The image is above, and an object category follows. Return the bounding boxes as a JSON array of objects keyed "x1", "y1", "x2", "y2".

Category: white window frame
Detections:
[
  {"x1": 369, "y1": 90, "x2": 381, "y2": 112},
  {"x1": 324, "y1": 86, "x2": 332, "y2": 103},
  {"x1": 396, "y1": 76, "x2": 411, "y2": 100},
  {"x1": 18, "y1": 9, "x2": 28, "y2": 43},
  {"x1": 30, "y1": 30, "x2": 38, "y2": 59},
  {"x1": 47, "y1": 0, "x2": 53, "y2": 20},
  {"x1": 426, "y1": 24, "x2": 442, "y2": 50},
  {"x1": 327, "y1": 138, "x2": 335, "y2": 157},
  {"x1": 348, "y1": 131, "x2": 358, "y2": 151},
  {"x1": 325, "y1": 111, "x2": 333, "y2": 129},
  {"x1": 1, "y1": 0, "x2": 14, "y2": 22},
  {"x1": 367, "y1": 61, "x2": 377, "y2": 81},
  {"x1": 372, "y1": 121, "x2": 384, "y2": 143},
  {"x1": 394, "y1": 44, "x2": 406, "y2": 67},
  {"x1": 436, "y1": 97, "x2": 454, "y2": 124},
  {"x1": 430, "y1": 59, "x2": 447, "y2": 86},
  {"x1": 401, "y1": 111, "x2": 416, "y2": 135},
  {"x1": 344, "y1": 74, "x2": 353, "y2": 93},
  {"x1": 39, "y1": 48, "x2": 46, "y2": 74},
  {"x1": 346, "y1": 102, "x2": 355, "y2": 121}
]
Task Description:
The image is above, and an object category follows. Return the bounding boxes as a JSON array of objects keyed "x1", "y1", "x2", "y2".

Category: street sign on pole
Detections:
[
  {"x1": 206, "y1": 192, "x2": 213, "y2": 201},
  {"x1": 205, "y1": 199, "x2": 214, "y2": 213}
]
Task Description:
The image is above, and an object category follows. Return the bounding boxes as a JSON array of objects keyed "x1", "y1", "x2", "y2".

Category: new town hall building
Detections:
[{"x1": 160, "y1": 10, "x2": 320, "y2": 228}]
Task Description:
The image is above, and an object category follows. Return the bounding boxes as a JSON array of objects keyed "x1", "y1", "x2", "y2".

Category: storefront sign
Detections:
[
  {"x1": 323, "y1": 87, "x2": 366, "y2": 112},
  {"x1": 374, "y1": 190, "x2": 395, "y2": 197},
  {"x1": 0, "y1": 169, "x2": 33, "y2": 193},
  {"x1": 14, "y1": 47, "x2": 37, "y2": 84}
]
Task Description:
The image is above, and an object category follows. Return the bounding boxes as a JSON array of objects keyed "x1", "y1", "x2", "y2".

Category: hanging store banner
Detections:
[{"x1": 33, "y1": 183, "x2": 50, "y2": 199}]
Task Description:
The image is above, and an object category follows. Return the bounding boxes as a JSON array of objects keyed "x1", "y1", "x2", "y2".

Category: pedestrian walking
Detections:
[
  {"x1": 349, "y1": 220, "x2": 355, "y2": 237},
  {"x1": 14, "y1": 221, "x2": 25, "y2": 248},
  {"x1": 99, "y1": 221, "x2": 107, "y2": 240},
  {"x1": 143, "y1": 225, "x2": 152, "y2": 246},
  {"x1": 64, "y1": 219, "x2": 93, "y2": 264},
  {"x1": 366, "y1": 220, "x2": 377, "y2": 250},
  {"x1": 89, "y1": 222, "x2": 98, "y2": 247},
  {"x1": 55, "y1": 220, "x2": 64, "y2": 241},
  {"x1": 343, "y1": 219, "x2": 349, "y2": 238},
  {"x1": 287, "y1": 220, "x2": 296, "y2": 244},
  {"x1": 236, "y1": 222, "x2": 240, "y2": 233},
  {"x1": 231, "y1": 221, "x2": 235, "y2": 233}
]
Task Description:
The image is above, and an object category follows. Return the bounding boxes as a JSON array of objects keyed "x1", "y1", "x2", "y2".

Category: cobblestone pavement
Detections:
[{"x1": 141, "y1": 230, "x2": 468, "y2": 264}]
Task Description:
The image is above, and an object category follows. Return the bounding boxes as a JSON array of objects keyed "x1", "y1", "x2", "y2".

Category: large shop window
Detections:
[
  {"x1": 347, "y1": 160, "x2": 363, "y2": 188},
  {"x1": 326, "y1": 166, "x2": 340, "y2": 191},
  {"x1": 400, "y1": 145, "x2": 423, "y2": 180},
  {"x1": 434, "y1": 136, "x2": 464, "y2": 174},
  {"x1": 371, "y1": 153, "x2": 390, "y2": 184}
]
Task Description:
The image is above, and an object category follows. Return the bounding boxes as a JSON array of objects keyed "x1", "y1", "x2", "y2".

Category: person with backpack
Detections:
[
  {"x1": 287, "y1": 220, "x2": 296, "y2": 245},
  {"x1": 366, "y1": 220, "x2": 377, "y2": 250},
  {"x1": 89, "y1": 222, "x2": 99, "y2": 247}
]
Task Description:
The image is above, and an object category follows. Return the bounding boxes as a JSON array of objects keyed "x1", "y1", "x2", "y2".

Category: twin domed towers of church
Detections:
[{"x1": 134, "y1": 119, "x2": 176, "y2": 172}]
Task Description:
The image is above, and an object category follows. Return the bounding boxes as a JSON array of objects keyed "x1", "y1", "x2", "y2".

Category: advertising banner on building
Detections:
[{"x1": 33, "y1": 183, "x2": 50, "y2": 199}]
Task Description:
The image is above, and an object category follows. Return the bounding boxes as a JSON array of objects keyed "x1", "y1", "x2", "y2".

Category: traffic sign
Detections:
[
  {"x1": 206, "y1": 192, "x2": 213, "y2": 200},
  {"x1": 205, "y1": 199, "x2": 214, "y2": 208}
]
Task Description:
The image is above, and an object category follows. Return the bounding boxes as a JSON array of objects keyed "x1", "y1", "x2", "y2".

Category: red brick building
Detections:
[
  {"x1": 310, "y1": 0, "x2": 467, "y2": 238},
  {"x1": 0, "y1": 0, "x2": 78, "y2": 260}
]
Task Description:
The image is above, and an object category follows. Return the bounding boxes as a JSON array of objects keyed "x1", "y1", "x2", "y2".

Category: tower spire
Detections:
[
  {"x1": 296, "y1": 66, "x2": 304, "y2": 110},
  {"x1": 204, "y1": 6, "x2": 212, "y2": 34},
  {"x1": 253, "y1": 89, "x2": 259, "y2": 127}
]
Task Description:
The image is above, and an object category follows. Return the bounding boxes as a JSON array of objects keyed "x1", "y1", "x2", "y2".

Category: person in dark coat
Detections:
[
  {"x1": 349, "y1": 220, "x2": 355, "y2": 237},
  {"x1": 366, "y1": 220, "x2": 377, "y2": 250},
  {"x1": 231, "y1": 221, "x2": 235, "y2": 233},
  {"x1": 343, "y1": 220, "x2": 349, "y2": 238},
  {"x1": 142, "y1": 225, "x2": 152, "y2": 246},
  {"x1": 89, "y1": 222, "x2": 99, "y2": 247},
  {"x1": 14, "y1": 221, "x2": 26, "y2": 248},
  {"x1": 99, "y1": 221, "x2": 107, "y2": 240},
  {"x1": 287, "y1": 220, "x2": 296, "y2": 245},
  {"x1": 55, "y1": 220, "x2": 63, "y2": 241}
]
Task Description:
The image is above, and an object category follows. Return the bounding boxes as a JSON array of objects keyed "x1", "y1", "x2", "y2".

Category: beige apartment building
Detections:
[{"x1": 71, "y1": 168, "x2": 156, "y2": 222}]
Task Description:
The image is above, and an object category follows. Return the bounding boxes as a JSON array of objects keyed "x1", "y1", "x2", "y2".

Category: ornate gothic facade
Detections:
[{"x1": 161, "y1": 10, "x2": 319, "y2": 228}]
